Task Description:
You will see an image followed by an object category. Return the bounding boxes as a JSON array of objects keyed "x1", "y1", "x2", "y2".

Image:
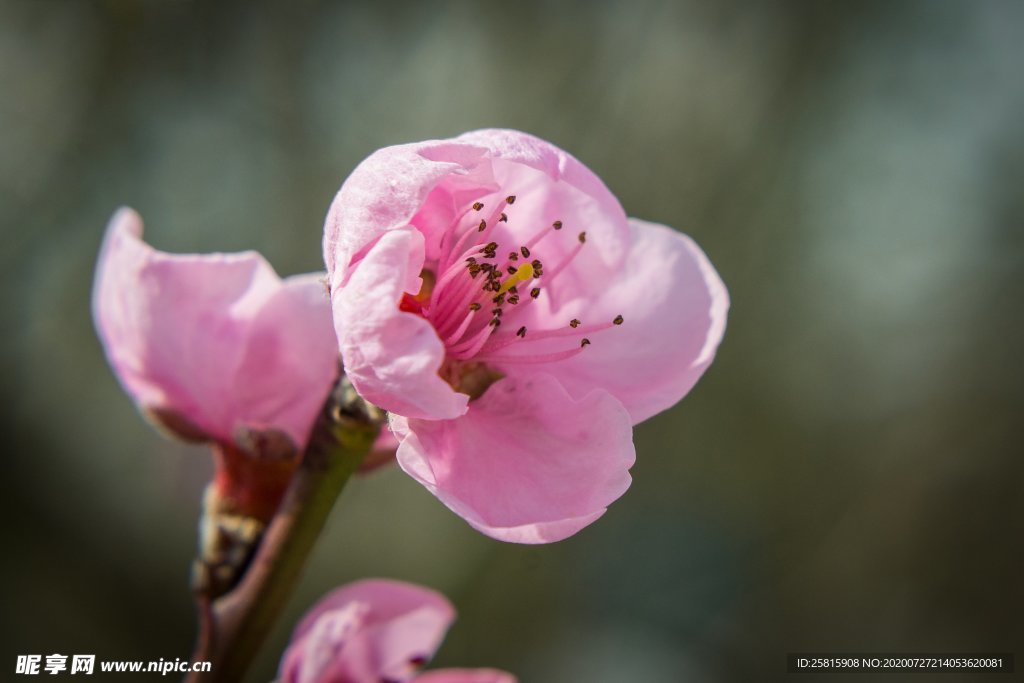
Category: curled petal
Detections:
[
  {"x1": 280, "y1": 579, "x2": 455, "y2": 683},
  {"x1": 93, "y1": 207, "x2": 338, "y2": 449},
  {"x1": 393, "y1": 373, "x2": 635, "y2": 544},
  {"x1": 333, "y1": 228, "x2": 468, "y2": 420}
]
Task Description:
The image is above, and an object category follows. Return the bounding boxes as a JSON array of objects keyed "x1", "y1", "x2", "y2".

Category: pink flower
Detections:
[
  {"x1": 93, "y1": 207, "x2": 340, "y2": 519},
  {"x1": 279, "y1": 579, "x2": 516, "y2": 683},
  {"x1": 324, "y1": 129, "x2": 729, "y2": 543}
]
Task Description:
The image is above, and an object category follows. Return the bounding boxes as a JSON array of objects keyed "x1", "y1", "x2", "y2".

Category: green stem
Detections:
[{"x1": 187, "y1": 376, "x2": 383, "y2": 682}]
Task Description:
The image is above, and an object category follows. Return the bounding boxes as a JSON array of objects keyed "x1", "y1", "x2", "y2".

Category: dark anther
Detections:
[
  {"x1": 578, "y1": 231, "x2": 587, "y2": 243},
  {"x1": 613, "y1": 315, "x2": 624, "y2": 325},
  {"x1": 489, "y1": 318, "x2": 502, "y2": 328},
  {"x1": 499, "y1": 213, "x2": 508, "y2": 222},
  {"x1": 517, "y1": 326, "x2": 527, "y2": 338},
  {"x1": 492, "y1": 293, "x2": 506, "y2": 305},
  {"x1": 508, "y1": 295, "x2": 520, "y2": 304},
  {"x1": 492, "y1": 308, "x2": 503, "y2": 317},
  {"x1": 508, "y1": 251, "x2": 518, "y2": 261},
  {"x1": 580, "y1": 338, "x2": 591, "y2": 347},
  {"x1": 508, "y1": 286, "x2": 518, "y2": 294},
  {"x1": 531, "y1": 259, "x2": 542, "y2": 269},
  {"x1": 507, "y1": 265, "x2": 518, "y2": 275},
  {"x1": 570, "y1": 319, "x2": 581, "y2": 328},
  {"x1": 506, "y1": 195, "x2": 516, "y2": 204},
  {"x1": 520, "y1": 246, "x2": 531, "y2": 258},
  {"x1": 530, "y1": 287, "x2": 541, "y2": 298},
  {"x1": 553, "y1": 220, "x2": 563, "y2": 230},
  {"x1": 469, "y1": 302, "x2": 482, "y2": 311},
  {"x1": 478, "y1": 220, "x2": 487, "y2": 232},
  {"x1": 473, "y1": 202, "x2": 484, "y2": 211}
]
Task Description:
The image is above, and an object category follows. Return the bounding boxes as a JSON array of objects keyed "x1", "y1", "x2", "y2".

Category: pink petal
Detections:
[
  {"x1": 323, "y1": 128, "x2": 630, "y2": 287},
  {"x1": 333, "y1": 227, "x2": 468, "y2": 420},
  {"x1": 535, "y1": 218, "x2": 729, "y2": 424},
  {"x1": 280, "y1": 579, "x2": 456, "y2": 683},
  {"x1": 323, "y1": 140, "x2": 485, "y2": 287},
  {"x1": 92, "y1": 207, "x2": 338, "y2": 448},
  {"x1": 414, "y1": 669, "x2": 518, "y2": 683},
  {"x1": 392, "y1": 373, "x2": 635, "y2": 544}
]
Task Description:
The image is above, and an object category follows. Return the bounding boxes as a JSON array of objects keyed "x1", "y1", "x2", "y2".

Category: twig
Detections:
[{"x1": 186, "y1": 376, "x2": 383, "y2": 682}]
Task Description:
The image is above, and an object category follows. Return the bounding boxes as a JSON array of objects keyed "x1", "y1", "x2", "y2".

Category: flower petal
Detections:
[
  {"x1": 280, "y1": 579, "x2": 455, "y2": 683},
  {"x1": 393, "y1": 373, "x2": 635, "y2": 544},
  {"x1": 334, "y1": 227, "x2": 468, "y2": 420},
  {"x1": 541, "y1": 218, "x2": 729, "y2": 424},
  {"x1": 323, "y1": 140, "x2": 486, "y2": 287},
  {"x1": 323, "y1": 129, "x2": 630, "y2": 286},
  {"x1": 414, "y1": 669, "x2": 518, "y2": 683},
  {"x1": 92, "y1": 207, "x2": 338, "y2": 448}
]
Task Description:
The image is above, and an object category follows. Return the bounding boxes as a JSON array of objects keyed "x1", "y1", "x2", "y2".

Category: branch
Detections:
[{"x1": 187, "y1": 375, "x2": 383, "y2": 682}]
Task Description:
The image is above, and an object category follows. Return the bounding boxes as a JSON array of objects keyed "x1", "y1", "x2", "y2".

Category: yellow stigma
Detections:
[{"x1": 497, "y1": 262, "x2": 534, "y2": 295}]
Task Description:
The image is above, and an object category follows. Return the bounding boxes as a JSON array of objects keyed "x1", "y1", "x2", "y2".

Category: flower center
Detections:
[{"x1": 402, "y1": 193, "x2": 623, "y2": 394}]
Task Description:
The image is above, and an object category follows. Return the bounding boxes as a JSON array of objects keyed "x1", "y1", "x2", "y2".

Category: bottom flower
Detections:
[{"x1": 280, "y1": 579, "x2": 515, "y2": 683}]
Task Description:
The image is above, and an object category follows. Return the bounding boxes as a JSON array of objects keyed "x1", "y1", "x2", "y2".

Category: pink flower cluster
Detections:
[{"x1": 93, "y1": 129, "x2": 727, "y2": 541}]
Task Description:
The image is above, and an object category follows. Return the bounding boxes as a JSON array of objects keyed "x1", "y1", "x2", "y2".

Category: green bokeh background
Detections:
[{"x1": 2, "y1": 1, "x2": 1021, "y2": 681}]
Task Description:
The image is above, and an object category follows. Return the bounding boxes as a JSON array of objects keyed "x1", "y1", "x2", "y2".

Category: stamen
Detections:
[
  {"x1": 520, "y1": 246, "x2": 531, "y2": 258},
  {"x1": 478, "y1": 220, "x2": 487, "y2": 232},
  {"x1": 506, "y1": 195, "x2": 516, "y2": 204},
  {"x1": 499, "y1": 213, "x2": 508, "y2": 222},
  {"x1": 552, "y1": 220, "x2": 563, "y2": 230},
  {"x1": 614, "y1": 315, "x2": 624, "y2": 325},
  {"x1": 570, "y1": 319, "x2": 581, "y2": 328},
  {"x1": 580, "y1": 338, "x2": 591, "y2": 347},
  {"x1": 578, "y1": 232, "x2": 587, "y2": 243},
  {"x1": 475, "y1": 346, "x2": 587, "y2": 365},
  {"x1": 443, "y1": 308, "x2": 479, "y2": 346},
  {"x1": 516, "y1": 326, "x2": 527, "y2": 338},
  {"x1": 530, "y1": 287, "x2": 541, "y2": 298},
  {"x1": 473, "y1": 202, "x2": 484, "y2": 211}
]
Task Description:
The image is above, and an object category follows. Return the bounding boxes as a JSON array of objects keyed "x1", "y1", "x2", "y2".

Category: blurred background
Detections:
[{"x1": 2, "y1": 0, "x2": 1022, "y2": 681}]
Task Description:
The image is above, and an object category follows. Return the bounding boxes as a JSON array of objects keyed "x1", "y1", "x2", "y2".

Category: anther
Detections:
[
  {"x1": 473, "y1": 202, "x2": 484, "y2": 211},
  {"x1": 478, "y1": 220, "x2": 487, "y2": 232},
  {"x1": 570, "y1": 319, "x2": 581, "y2": 328},
  {"x1": 480, "y1": 242, "x2": 498, "y2": 253},
  {"x1": 507, "y1": 265, "x2": 518, "y2": 275},
  {"x1": 530, "y1": 287, "x2": 541, "y2": 298},
  {"x1": 469, "y1": 303, "x2": 481, "y2": 311},
  {"x1": 508, "y1": 295, "x2": 520, "y2": 305},
  {"x1": 499, "y1": 213, "x2": 508, "y2": 222},
  {"x1": 492, "y1": 308, "x2": 503, "y2": 317},
  {"x1": 493, "y1": 293, "x2": 506, "y2": 305},
  {"x1": 578, "y1": 232, "x2": 587, "y2": 243},
  {"x1": 508, "y1": 252, "x2": 518, "y2": 261},
  {"x1": 506, "y1": 195, "x2": 516, "y2": 204},
  {"x1": 613, "y1": 315, "x2": 624, "y2": 325},
  {"x1": 552, "y1": 220, "x2": 563, "y2": 230},
  {"x1": 531, "y1": 259, "x2": 542, "y2": 269},
  {"x1": 517, "y1": 326, "x2": 527, "y2": 338},
  {"x1": 580, "y1": 338, "x2": 591, "y2": 347},
  {"x1": 489, "y1": 318, "x2": 502, "y2": 328},
  {"x1": 520, "y1": 246, "x2": 531, "y2": 258}
]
